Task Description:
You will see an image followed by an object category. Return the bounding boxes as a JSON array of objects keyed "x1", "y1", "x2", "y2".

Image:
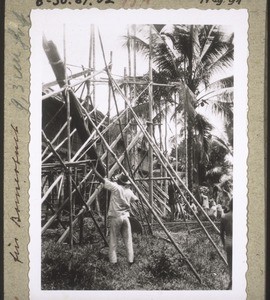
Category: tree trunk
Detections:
[{"x1": 186, "y1": 117, "x2": 193, "y2": 191}]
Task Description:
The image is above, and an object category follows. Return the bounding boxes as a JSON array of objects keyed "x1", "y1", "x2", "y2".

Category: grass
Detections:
[{"x1": 41, "y1": 217, "x2": 230, "y2": 290}]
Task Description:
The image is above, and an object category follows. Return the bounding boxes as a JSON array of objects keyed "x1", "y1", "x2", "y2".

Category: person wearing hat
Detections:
[{"x1": 92, "y1": 168, "x2": 138, "y2": 265}]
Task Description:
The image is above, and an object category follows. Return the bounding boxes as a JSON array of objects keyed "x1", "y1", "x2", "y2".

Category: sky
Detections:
[
  {"x1": 41, "y1": 21, "x2": 150, "y2": 117},
  {"x1": 37, "y1": 9, "x2": 234, "y2": 147}
]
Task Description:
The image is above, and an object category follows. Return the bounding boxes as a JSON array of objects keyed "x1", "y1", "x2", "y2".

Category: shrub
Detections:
[
  {"x1": 41, "y1": 228, "x2": 231, "y2": 290},
  {"x1": 146, "y1": 243, "x2": 185, "y2": 279}
]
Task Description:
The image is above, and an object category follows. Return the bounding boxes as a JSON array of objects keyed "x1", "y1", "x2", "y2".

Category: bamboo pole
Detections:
[
  {"x1": 42, "y1": 128, "x2": 76, "y2": 163},
  {"x1": 94, "y1": 39, "x2": 220, "y2": 238},
  {"x1": 45, "y1": 71, "x2": 152, "y2": 240},
  {"x1": 42, "y1": 159, "x2": 96, "y2": 169},
  {"x1": 85, "y1": 81, "x2": 176, "y2": 88},
  {"x1": 185, "y1": 88, "x2": 189, "y2": 189},
  {"x1": 57, "y1": 119, "x2": 146, "y2": 243},
  {"x1": 132, "y1": 150, "x2": 148, "y2": 176},
  {"x1": 164, "y1": 96, "x2": 168, "y2": 196},
  {"x1": 108, "y1": 75, "x2": 220, "y2": 232},
  {"x1": 175, "y1": 92, "x2": 178, "y2": 173},
  {"x1": 85, "y1": 26, "x2": 93, "y2": 129},
  {"x1": 97, "y1": 30, "x2": 134, "y2": 177},
  {"x1": 43, "y1": 68, "x2": 94, "y2": 90},
  {"x1": 57, "y1": 174, "x2": 64, "y2": 212},
  {"x1": 42, "y1": 117, "x2": 70, "y2": 158},
  {"x1": 42, "y1": 67, "x2": 109, "y2": 101},
  {"x1": 134, "y1": 177, "x2": 172, "y2": 181},
  {"x1": 74, "y1": 83, "x2": 150, "y2": 164},
  {"x1": 42, "y1": 130, "x2": 108, "y2": 246},
  {"x1": 133, "y1": 24, "x2": 137, "y2": 104},
  {"x1": 140, "y1": 181, "x2": 170, "y2": 213},
  {"x1": 89, "y1": 24, "x2": 93, "y2": 79},
  {"x1": 153, "y1": 181, "x2": 169, "y2": 200},
  {"x1": 148, "y1": 25, "x2": 154, "y2": 226},
  {"x1": 92, "y1": 25, "x2": 96, "y2": 107},
  {"x1": 97, "y1": 29, "x2": 155, "y2": 234},
  {"x1": 41, "y1": 169, "x2": 94, "y2": 234},
  {"x1": 63, "y1": 26, "x2": 74, "y2": 250},
  {"x1": 105, "y1": 51, "x2": 113, "y2": 236},
  {"x1": 41, "y1": 174, "x2": 63, "y2": 204},
  {"x1": 127, "y1": 27, "x2": 131, "y2": 84},
  {"x1": 103, "y1": 75, "x2": 227, "y2": 265},
  {"x1": 71, "y1": 115, "x2": 107, "y2": 162},
  {"x1": 76, "y1": 101, "x2": 202, "y2": 283},
  {"x1": 42, "y1": 107, "x2": 96, "y2": 161}
]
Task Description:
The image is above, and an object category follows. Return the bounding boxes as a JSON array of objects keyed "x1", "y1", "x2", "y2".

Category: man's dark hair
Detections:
[
  {"x1": 117, "y1": 174, "x2": 130, "y2": 186},
  {"x1": 117, "y1": 179, "x2": 125, "y2": 186}
]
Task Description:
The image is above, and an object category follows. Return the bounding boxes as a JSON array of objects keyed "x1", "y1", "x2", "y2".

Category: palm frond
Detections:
[
  {"x1": 204, "y1": 46, "x2": 234, "y2": 75},
  {"x1": 210, "y1": 100, "x2": 233, "y2": 123},
  {"x1": 198, "y1": 87, "x2": 234, "y2": 103},
  {"x1": 197, "y1": 75, "x2": 234, "y2": 97},
  {"x1": 122, "y1": 35, "x2": 149, "y2": 58},
  {"x1": 211, "y1": 134, "x2": 232, "y2": 154}
]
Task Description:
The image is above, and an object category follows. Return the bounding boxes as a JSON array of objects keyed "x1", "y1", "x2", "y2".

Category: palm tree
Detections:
[{"x1": 124, "y1": 24, "x2": 234, "y2": 190}]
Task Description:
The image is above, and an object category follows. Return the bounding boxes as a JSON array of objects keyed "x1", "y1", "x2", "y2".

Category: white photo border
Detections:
[{"x1": 29, "y1": 8, "x2": 248, "y2": 300}]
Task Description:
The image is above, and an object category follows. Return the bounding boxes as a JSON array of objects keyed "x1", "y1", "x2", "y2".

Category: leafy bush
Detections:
[{"x1": 146, "y1": 244, "x2": 184, "y2": 279}]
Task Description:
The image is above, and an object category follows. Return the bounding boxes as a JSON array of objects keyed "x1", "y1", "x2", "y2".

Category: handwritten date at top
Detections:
[
  {"x1": 36, "y1": 0, "x2": 114, "y2": 6},
  {"x1": 200, "y1": 0, "x2": 241, "y2": 4}
]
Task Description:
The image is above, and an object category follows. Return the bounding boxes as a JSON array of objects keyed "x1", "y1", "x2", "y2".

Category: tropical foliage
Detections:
[
  {"x1": 123, "y1": 24, "x2": 234, "y2": 196},
  {"x1": 42, "y1": 219, "x2": 231, "y2": 290}
]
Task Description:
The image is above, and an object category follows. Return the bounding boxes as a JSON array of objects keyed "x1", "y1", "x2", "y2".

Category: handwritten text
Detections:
[
  {"x1": 200, "y1": 0, "x2": 241, "y2": 5},
  {"x1": 8, "y1": 12, "x2": 29, "y2": 112},
  {"x1": 10, "y1": 124, "x2": 21, "y2": 228},
  {"x1": 8, "y1": 238, "x2": 23, "y2": 264}
]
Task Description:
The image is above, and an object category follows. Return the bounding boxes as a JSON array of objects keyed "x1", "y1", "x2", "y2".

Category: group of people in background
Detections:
[
  {"x1": 168, "y1": 182, "x2": 231, "y2": 222},
  {"x1": 168, "y1": 180, "x2": 232, "y2": 289},
  {"x1": 91, "y1": 166, "x2": 232, "y2": 289}
]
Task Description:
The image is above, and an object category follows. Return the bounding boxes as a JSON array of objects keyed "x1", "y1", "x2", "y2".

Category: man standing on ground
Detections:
[
  {"x1": 92, "y1": 168, "x2": 138, "y2": 265},
  {"x1": 220, "y1": 200, "x2": 233, "y2": 289}
]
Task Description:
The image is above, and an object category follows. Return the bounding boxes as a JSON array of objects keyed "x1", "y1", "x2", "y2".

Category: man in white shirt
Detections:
[{"x1": 92, "y1": 168, "x2": 138, "y2": 265}]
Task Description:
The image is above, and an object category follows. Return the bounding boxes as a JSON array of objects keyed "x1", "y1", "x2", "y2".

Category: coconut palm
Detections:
[{"x1": 124, "y1": 24, "x2": 234, "y2": 190}]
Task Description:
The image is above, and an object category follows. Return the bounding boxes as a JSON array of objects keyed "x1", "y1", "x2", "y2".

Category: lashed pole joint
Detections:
[{"x1": 76, "y1": 95, "x2": 202, "y2": 284}]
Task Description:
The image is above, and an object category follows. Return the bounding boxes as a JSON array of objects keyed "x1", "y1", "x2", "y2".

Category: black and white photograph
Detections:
[{"x1": 29, "y1": 8, "x2": 248, "y2": 299}]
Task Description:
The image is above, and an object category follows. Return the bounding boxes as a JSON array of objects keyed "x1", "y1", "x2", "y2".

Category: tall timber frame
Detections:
[{"x1": 41, "y1": 25, "x2": 228, "y2": 284}]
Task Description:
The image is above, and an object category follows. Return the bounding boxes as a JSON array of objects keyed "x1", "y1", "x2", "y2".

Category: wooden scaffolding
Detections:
[{"x1": 41, "y1": 25, "x2": 227, "y2": 284}]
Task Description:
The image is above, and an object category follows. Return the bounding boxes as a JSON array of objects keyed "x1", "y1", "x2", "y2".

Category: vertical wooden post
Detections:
[
  {"x1": 123, "y1": 67, "x2": 128, "y2": 166},
  {"x1": 148, "y1": 25, "x2": 154, "y2": 227},
  {"x1": 133, "y1": 24, "x2": 137, "y2": 103},
  {"x1": 158, "y1": 101, "x2": 164, "y2": 192},
  {"x1": 92, "y1": 24, "x2": 96, "y2": 107},
  {"x1": 123, "y1": 66, "x2": 128, "y2": 125},
  {"x1": 175, "y1": 92, "x2": 178, "y2": 173},
  {"x1": 127, "y1": 27, "x2": 132, "y2": 170},
  {"x1": 132, "y1": 25, "x2": 137, "y2": 171},
  {"x1": 64, "y1": 25, "x2": 73, "y2": 250},
  {"x1": 86, "y1": 24, "x2": 93, "y2": 127},
  {"x1": 164, "y1": 95, "x2": 168, "y2": 195},
  {"x1": 105, "y1": 51, "x2": 113, "y2": 236},
  {"x1": 127, "y1": 27, "x2": 132, "y2": 84},
  {"x1": 185, "y1": 89, "x2": 188, "y2": 187}
]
